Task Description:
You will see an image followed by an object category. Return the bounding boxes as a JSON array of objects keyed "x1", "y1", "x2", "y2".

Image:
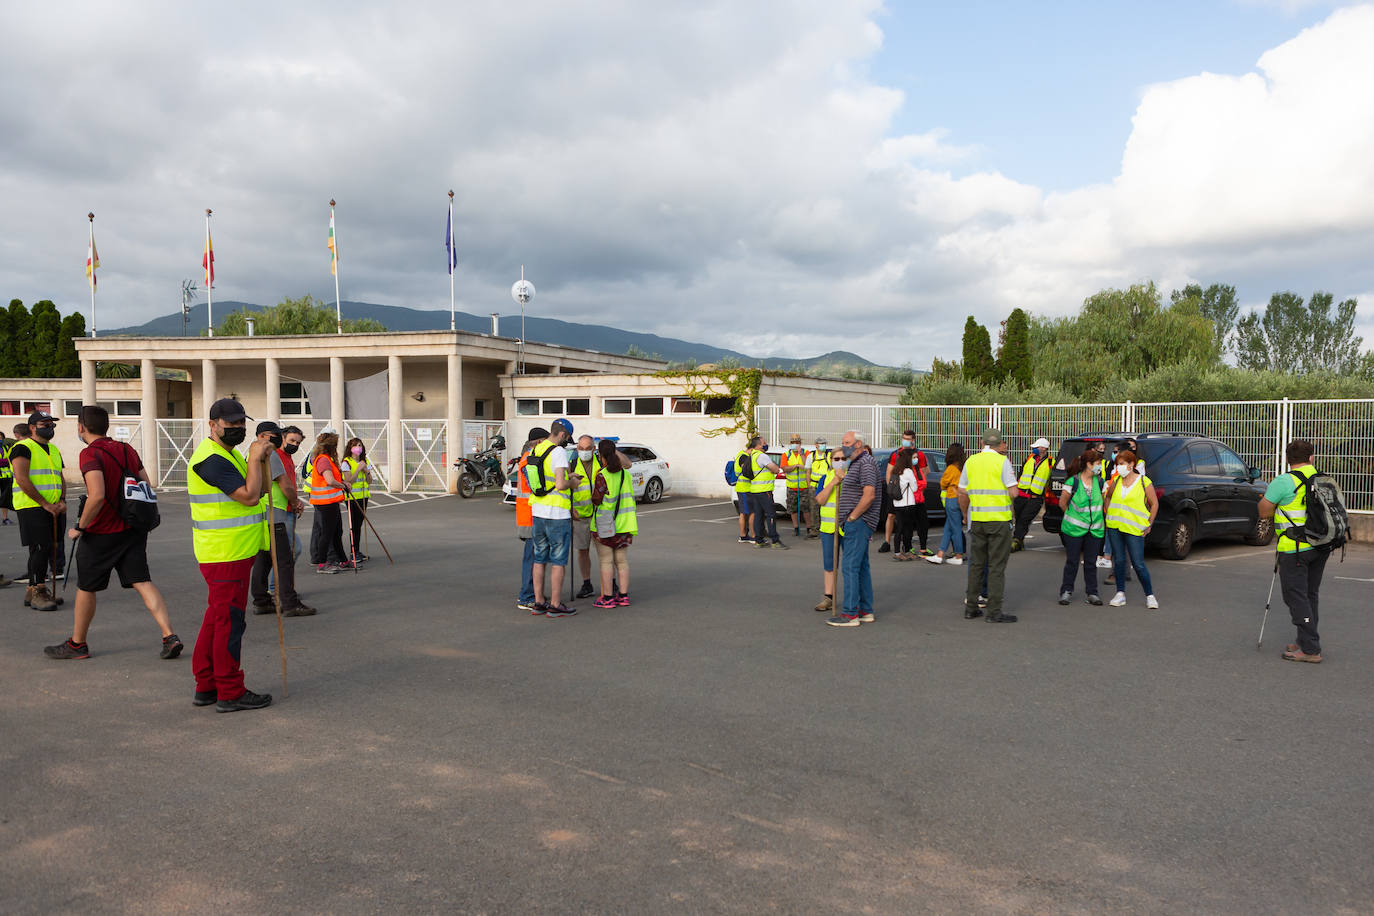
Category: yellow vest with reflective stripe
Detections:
[
  {"x1": 1018, "y1": 455, "x2": 1051, "y2": 496},
  {"x1": 12, "y1": 441, "x2": 64, "y2": 510},
  {"x1": 594, "y1": 467, "x2": 638, "y2": 537},
  {"x1": 1276, "y1": 465, "x2": 1316, "y2": 554},
  {"x1": 1106, "y1": 474, "x2": 1152, "y2": 536},
  {"x1": 781, "y1": 449, "x2": 811, "y2": 490},
  {"x1": 343, "y1": 457, "x2": 370, "y2": 501},
  {"x1": 964, "y1": 450, "x2": 1013, "y2": 522},
  {"x1": 810, "y1": 455, "x2": 840, "y2": 534},
  {"x1": 734, "y1": 450, "x2": 752, "y2": 494},
  {"x1": 187, "y1": 438, "x2": 268, "y2": 563},
  {"x1": 568, "y1": 454, "x2": 603, "y2": 519},
  {"x1": 0, "y1": 441, "x2": 12, "y2": 481},
  {"x1": 527, "y1": 440, "x2": 571, "y2": 512},
  {"x1": 749, "y1": 450, "x2": 775, "y2": 494}
]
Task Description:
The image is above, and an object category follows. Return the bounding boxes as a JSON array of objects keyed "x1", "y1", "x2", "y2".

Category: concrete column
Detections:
[
  {"x1": 264, "y1": 357, "x2": 280, "y2": 423},
  {"x1": 201, "y1": 359, "x2": 217, "y2": 417},
  {"x1": 140, "y1": 359, "x2": 158, "y2": 484},
  {"x1": 80, "y1": 359, "x2": 97, "y2": 406},
  {"x1": 446, "y1": 353, "x2": 462, "y2": 494},
  {"x1": 549, "y1": 361, "x2": 561, "y2": 375},
  {"x1": 329, "y1": 356, "x2": 345, "y2": 430},
  {"x1": 388, "y1": 355, "x2": 404, "y2": 492}
]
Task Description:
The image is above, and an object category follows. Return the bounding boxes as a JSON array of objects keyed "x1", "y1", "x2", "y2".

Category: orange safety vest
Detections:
[
  {"x1": 516, "y1": 453, "x2": 533, "y2": 536},
  {"x1": 309, "y1": 455, "x2": 345, "y2": 505}
]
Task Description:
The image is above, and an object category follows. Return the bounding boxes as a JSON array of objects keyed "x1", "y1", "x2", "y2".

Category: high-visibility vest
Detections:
[
  {"x1": 811, "y1": 455, "x2": 840, "y2": 534},
  {"x1": 526, "y1": 440, "x2": 571, "y2": 512},
  {"x1": 1106, "y1": 474, "x2": 1152, "y2": 536},
  {"x1": 515, "y1": 453, "x2": 533, "y2": 537},
  {"x1": 594, "y1": 467, "x2": 638, "y2": 538},
  {"x1": 1018, "y1": 454, "x2": 1051, "y2": 496},
  {"x1": 964, "y1": 450, "x2": 1014, "y2": 523},
  {"x1": 309, "y1": 455, "x2": 345, "y2": 505},
  {"x1": 0, "y1": 440, "x2": 12, "y2": 481},
  {"x1": 1059, "y1": 474, "x2": 1105, "y2": 538},
  {"x1": 749, "y1": 450, "x2": 775, "y2": 494},
  {"x1": 733, "y1": 450, "x2": 752, "y2": 494},
  {"x1": 567, "y1": 454, "x2": 603, "y2": 519},
  {"x1": 1276, "y1": 465, "x2": 1317, "y2": 554},
  {"x1": 343, "y1": 456, "x2": 370, "y2": 501},
  {"x1": 780, "y1": 449, "x2": 811, "y2": 490},
  {"x1": 187, "y1": 438, "x2": 268, "y2": 563},
  {"x1": 12, "y1": 441, "x2": 64, "y2": 510}
]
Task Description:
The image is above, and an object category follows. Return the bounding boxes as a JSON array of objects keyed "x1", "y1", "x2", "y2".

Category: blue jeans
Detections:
[
  {"x1": 940, "y1": 496, "x2": 964, "y2": 555},
  {"x1": 1107, "y1": 528, "x2": 1153, "y2": 596},
  {"x1": 839, "y1": 519, "x2": 873, "y2": 616},
  {"x1": 518, "y1": 537, "x2": 535, "y2": 603}
]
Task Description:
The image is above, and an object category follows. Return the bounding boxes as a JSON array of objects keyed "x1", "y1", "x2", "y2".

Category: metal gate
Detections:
[
  {"x1": 344, "y1": 420, "x2": 391, "y2": 494},
  {"x1": 400, "y1": 420, "x2": 448, "y2": 492},
  {"x1": 156, "y1": 420, "x2": 204, "y2": 488}
]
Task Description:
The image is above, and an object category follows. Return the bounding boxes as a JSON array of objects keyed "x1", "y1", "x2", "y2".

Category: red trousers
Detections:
[{"x1": 192, "y1": 557, "x2": 254, "y2": 701}]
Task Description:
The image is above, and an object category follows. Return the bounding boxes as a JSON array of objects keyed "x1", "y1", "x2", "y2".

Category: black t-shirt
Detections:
[
  {"x1": 9, "y1": 441, "x2": 38, "y2": 464},
  {"x1": 192, "y1": 454, "x2": 247, "y2": 495}
]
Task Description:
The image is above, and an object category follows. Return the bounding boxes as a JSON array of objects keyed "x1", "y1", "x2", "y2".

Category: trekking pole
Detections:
[
  {"x1": 51, "y1": 511, "x2": 64, "y2": 605},
  {"x1": 344, "y1": 492, "x2": 358, "y2": 574},
  {"x1": 357, "y1": 502, "x2": 394, "y2": 564},
  {"x1": 63, "y1": 532, "x2": 78, "y2": 594},
  {"x1": 262, "y1": 453, "x2": 289, "y2": 698},
  {"x1": 1257, "y1": 554, "x2": 1278, "y2": 650}
]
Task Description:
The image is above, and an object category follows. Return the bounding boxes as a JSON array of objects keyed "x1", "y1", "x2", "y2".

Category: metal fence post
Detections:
[
  {"x1": 1277, "y1": 397, "x2": 1290, "y2": 476},
  {"x1": 873, "y1": 405, "x2": 883, "y2": 448},
  {"x1": 1123, "y1": 400, "x2": 1133, "y2": 432}
]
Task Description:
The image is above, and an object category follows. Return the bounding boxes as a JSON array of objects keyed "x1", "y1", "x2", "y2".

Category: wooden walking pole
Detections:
[
  {"x1": 262, "y1": 453, "x2": 289, "y2": 698},
  {"x1": 356, "y1": 499, "x2": 394, "y2": 564}
]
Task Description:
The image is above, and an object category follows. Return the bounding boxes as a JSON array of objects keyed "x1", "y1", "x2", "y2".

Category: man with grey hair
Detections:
[
  {"x1": 826, "y1": 429, "x2": 879, "y2": 627},
  {"x1": 958, "y1": 428, "x2": 1019, "y2": 623}
]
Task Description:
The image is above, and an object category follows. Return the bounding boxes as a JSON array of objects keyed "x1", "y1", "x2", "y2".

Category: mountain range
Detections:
[{"x1": 105, "y1": 300, "x2": 893, "y2": 375}]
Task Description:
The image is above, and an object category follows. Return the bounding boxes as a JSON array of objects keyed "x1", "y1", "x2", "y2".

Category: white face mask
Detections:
[
  {"x1": 578, "y1": 449, "x2": 593, "y2": 461},
  {"x1": 901, "y1": 439, "x2": 913, "y2": 448},
  {"x1": 1088, "y1": 463, "x2": 1100, "y2": 477},
  {"x1": 834, "y1": 459, "x2": 850, "y2": 471},
  {"x1": 1117, "y1": 463, "x2": 1131, "y2": 475}
]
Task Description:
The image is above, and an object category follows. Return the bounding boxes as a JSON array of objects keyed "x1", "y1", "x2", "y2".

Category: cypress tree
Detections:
[
  {"x1": 997, "y1": 308, "x2": 1033, "y2": 389},
  {"x1": 961, "y1": 316, "x2": 997, "y2": 386},
  {"x1": 7, "y1": 300, "x2": 32, "y2": 377}
]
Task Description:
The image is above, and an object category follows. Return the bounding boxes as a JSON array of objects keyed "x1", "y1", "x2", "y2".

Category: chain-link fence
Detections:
[
  {"x1": 1289, "y1": 399, "x2": 1374, "y2": 512},
  {"x1": 1132, "y1": 401, "x2": 1284, "y2": 479}
]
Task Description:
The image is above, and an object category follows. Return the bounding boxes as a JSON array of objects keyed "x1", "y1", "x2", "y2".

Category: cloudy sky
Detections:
[{"x1": 4, "y1": 0, "x2": 1373, "y2": 365}]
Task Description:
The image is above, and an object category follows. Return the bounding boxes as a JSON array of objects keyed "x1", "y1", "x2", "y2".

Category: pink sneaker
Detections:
[
  {"x1": 592, "y1": 596, "x2": 616, "y2": 609},
  {"x1": 615, "y1": 594, "x2": 630, "y2": 607}
]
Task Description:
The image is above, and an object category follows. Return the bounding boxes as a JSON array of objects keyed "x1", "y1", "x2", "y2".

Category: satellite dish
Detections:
[{"x1": 511, "y1": 279, "x2": 535, "y2": 305}]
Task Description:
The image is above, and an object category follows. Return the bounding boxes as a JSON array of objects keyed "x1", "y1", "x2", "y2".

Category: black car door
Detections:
[
  {"x1": 1183, "y1": 441, "x2": 1228, "y2": 530},
  {"x1": 1214, "y1": 444, "x2": 1259, "y2": 532}
]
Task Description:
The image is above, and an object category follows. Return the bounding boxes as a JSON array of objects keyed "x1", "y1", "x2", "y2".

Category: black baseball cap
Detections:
[
  {"x1": 27, "y1": 410, "x2": 57, "y2": 425},
  {"x1": 209, "y1": 398, "x2": 250, "y2": 422},
  {"x1": 528, "y1": 426, "x2": 550, "y2": 440},
  {"x1": 255, "y1": 420, "x2": 282, "y2": 436}
]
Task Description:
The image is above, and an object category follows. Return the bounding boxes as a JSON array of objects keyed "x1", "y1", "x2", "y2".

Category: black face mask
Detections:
[
  {"x1": 283, "y1": 442, "x2": 299, "y2": 455},
  {"x1": 219, "y1": 426, "x2": 247, "y2": 447},
  {"x1": 34, "y1": 426, "x2": 55, "y2": 441}
]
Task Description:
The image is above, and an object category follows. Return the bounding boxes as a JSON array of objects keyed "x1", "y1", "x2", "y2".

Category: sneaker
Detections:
[
  {"x1": 1145, "y1": 595, "x2": 1159, "y2": 610},
  {"x1": 1058, "y1": 591, "x2": 1071, "y2": 605},
  {"x1": 1095, "y1": 556, "x2": 1112, "y2": 569},
  {"x1": 530, "y1": 602, "x2": 549, "y2": 616},
  {"x1": 576, "y1": 581, "x2": 596, "y2": 599},
  {"x1": 0, "y1": 574, "x2": 11, "y2": 588},
  {"x1": 858, "y1": 611, "x2": 876, "y2": 623},
  {"x1": 160, "y1": 634, "x2": 184, "y2": 659},
  {"x1": 925, "y1": 554, "x2": 944, "y2": 565},
  {"x1": 806, "y1": 532, "x2": 819, "y2": 540},
  {"x1": 986, "y1": 612, "x2": 1018, "y2": 623},
  {"x1": 877, "y1": 542, "x2": 891, "y2": 553},
  {"x1": 517, "y1": 598, "x2": 536, "y2": 611},
  {"x1": 192, "y1": 690, "x2": 217, "y2": 707},
  {"x1": 216, "y1": 689, "x2": 273, "y2": 712},
  {"x1": 963, "y1": 599, "x2": 984, "y2": 620},
  {"x1": 737, "y1": 536, "x2": 751, "y2": 544},
  {"x1": 593, "y1": 596, "x2": 617, "y2": 609},
  {"x1": 978, "y1": 594, "x2": 989, "y2": 609},
  {"x1": 282, "y1": 603, "x2": 317, "y2": 617},
  {"x1": 316, "y1": 564, "x2": 340, "y2": 575},
  {"x1": 771, "y1": 540, "x2": 789, "y2": 550},
  {"x1": 1010, "y1": 539, "x2": 1023, "y2": 552},
  {"x1": 615, "y1": 594, "x2": 630, "y2": 607},
  {"x1": 946, "y1": 557, "x2": 963, "y2": 566},
  {"x1": 252, "y1": 601, "x2": 275, "y2": 615},
  {"x1": 44, "y1": 639, "x2": 90, "y2": 659},
  {"x1": 545, "y1": 604, "x2": 577, "y2": 618},
  {"x1": 1109, "y1": 592, "x2": 1127, "y2": 607},
  {"x1": 920, "y1": 549, "x2": 935, "y2": 558},
  {"x1": 814, "y1": 596, "x2": 833, "y2": 612},
  {"x1": 1, "y1": 517, "x2": 12, "y2": 525},
  {"x1": 825, "y1": 614, "x2": 861, "y2": 627},
  {"x1": 1086, "y1": 594, "x2": 1104, "y2": 606},
  {"x1": 336, "y1": 560, "x2": 356, "y2": 571},
  {"x1": 754, "y1": 540, "x2": 771, "y2": 549},
  {"x1": 1281, "y1": 647, "x2": 1323, "y2": 663}
]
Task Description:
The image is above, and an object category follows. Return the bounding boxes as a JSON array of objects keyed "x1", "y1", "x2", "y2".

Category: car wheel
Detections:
[
  {"x1": 644, "y1": 477, "x2": 663, "y2": 503},
  {"x1": 1161, "y1": 512, "x2": 1195, "y2": 560},
  {"x1": 1243, "y1": 514, "x2": 1275, "y2": 546},
  {"x1": 458, "y1": 473, "x2": 477, "y2": 499}
]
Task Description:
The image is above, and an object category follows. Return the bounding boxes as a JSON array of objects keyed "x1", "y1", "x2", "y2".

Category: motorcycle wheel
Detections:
[
  {"x1": 494, "y1": 468, "x2": 505, "y2": 486},
  {"x1": 458, "y1": 473, "x2": 478, "y2": 498}
]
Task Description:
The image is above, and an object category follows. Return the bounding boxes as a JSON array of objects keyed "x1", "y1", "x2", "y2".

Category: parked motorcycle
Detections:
[{"x1": 455, "y1": 435, "x2": 506, "y2": 498}]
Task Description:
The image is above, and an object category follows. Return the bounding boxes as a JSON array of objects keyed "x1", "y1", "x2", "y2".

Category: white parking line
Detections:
[
  {"x1": 690, "y1": 517, "x2": 740, "y2": 524},
  {"x1": 638, "y1": 501, "x2": 733, "y2": 515},
  {"x1": 1177, "y1": 551, "x2": 1270, "y2": 566},
  {"x1": 1335, "y1": 576, "x2": 1374, "y2": 583}
]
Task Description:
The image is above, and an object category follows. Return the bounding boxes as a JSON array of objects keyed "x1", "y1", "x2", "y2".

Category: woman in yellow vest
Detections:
[
  {"x1": 342, "y1": 437, "x2": 372, "y2": 564},
  {"x1": 187, "y1": 398, "x2": 274, "y2": 712},
  {"x1": 590, "y1": 438, "x2": 636, "y2": 608},
  {"x1": 812, "y1": 444, "x2": 841, "y2": 612},
  {"x1": 1102, "y1": 448, "x2": 1159, "y2": 609},
  {"x1": 308, "y1": 432, "x2": 349, "y2": 573},
  {"x1": 734, "y1": 447, "x2": 754, "y2": 544}
]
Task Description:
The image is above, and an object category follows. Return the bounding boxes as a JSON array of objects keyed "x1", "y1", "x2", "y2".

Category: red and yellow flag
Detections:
[
  {"x1": 203, "y1": 231, "x2": 215, "y2": 287},
  {"x1": 86, "y1": 236, "x2": 99, "y2": 289}
]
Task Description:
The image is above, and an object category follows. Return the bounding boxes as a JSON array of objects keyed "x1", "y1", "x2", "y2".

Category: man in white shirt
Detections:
[{"x1": 528, "y1": 418, "x2": 577, "y2": 616}]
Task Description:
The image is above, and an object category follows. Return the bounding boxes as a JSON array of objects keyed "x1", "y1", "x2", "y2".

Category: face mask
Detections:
[
  {"x1": 34, "y1": 426, "x2": 55, "y2": 441},
  {"x1": 834, "y1": 459, "x2": 850, "y2": 471},
  {"x1": 815, "y1": 443, "x2": 827, "y2": 452},
  {"x1": 283, "y1": 443, "x2": 299, "y2": 455},
  {"x1": 1117, "y1": 463, "x2": 1130, "y2": 475},
  {"x1": 351, "y1": 446, "x2": 363, "y2": 457},
  {"x1": 1088, "y1": 463, "x2": 1100, "y2": 476},
  {"x1": 760, "y1": 443, "x2": 770, "y2": 453},
  {"x1": 840, "y1": 444, "x2": 856, "y2": 459},
  {"x1": 791, "y1": 445, "x2": 802, "y2": 452},
  {"x1": 913, "y1": 458, "x2": 921, "y2": 467},
  {"x1": 578, "y1": 449, "x2": 593, "y2": 461},
  {"x1": 219, "y1": 426, "x2": 247, "y2": 447},
  {"x1": 901, "y1": 439, "x2": 913, "y2": 448}
]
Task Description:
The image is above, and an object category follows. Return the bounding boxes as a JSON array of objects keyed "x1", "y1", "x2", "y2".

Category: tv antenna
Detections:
[{"x1": 181, "y1": 279, "x2": 199, "y2": 337}]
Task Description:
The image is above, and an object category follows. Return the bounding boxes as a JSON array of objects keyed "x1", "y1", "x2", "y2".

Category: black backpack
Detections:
[
  {"x1": 737, "y1": 452, "x2": 754, "y2": 481},
  {"x1": 1284, "y1": 470, "x2": 1349, "y2": 553},
  {"x1": 111, "y1": 442, "x2": 160, "y2": 532}
]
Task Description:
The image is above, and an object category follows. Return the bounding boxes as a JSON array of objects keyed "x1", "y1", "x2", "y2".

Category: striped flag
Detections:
[
  {"x1": 86, "y1": 234, "x2": 99, "y2": 289},
  {"x1": 203, "y1": 231, "x2": 215, "y2": 287},
  {"x1": 328, "y1": 207, "x2": 338, "y2": 276},
  {"x1": 445, "y1": 204, "x2": 458, "y2": 275}
]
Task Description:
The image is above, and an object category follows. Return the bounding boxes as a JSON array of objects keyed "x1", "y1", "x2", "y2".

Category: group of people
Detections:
[{"x1": 514, "y1": 418, "x2": 639, "y2": 617}]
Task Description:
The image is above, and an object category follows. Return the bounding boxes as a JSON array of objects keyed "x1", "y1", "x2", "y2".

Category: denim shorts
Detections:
[
  {"x1": 531, "y1": 516, "x2": 571, "y2": 566},
  {"x1": 820, "y1": 531, "x2": 835, "y2": 572}
]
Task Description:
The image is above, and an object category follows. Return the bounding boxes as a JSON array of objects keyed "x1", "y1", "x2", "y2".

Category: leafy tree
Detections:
[
  {"x1": 1233, "y1": 291, "x2": 1361, "y2": 374},
  {"x1": 213, "y1": 295, "x2": 386, "y2": 336},
  {"x1": 54, "y1": 313, "x2": 86, "y2": 377},
  {"x1": 880, "y1": 362, "x2": 918, "y2": 387},
  {"x1": 28, "y1": 300, "x2": 61, "y2": 377},
  {"x1": 0, "y1": 307, "x2": 13, "y2": 376},
  {"x1": 7, "y1": 300, "x2": 31, "y2": 377},
  {"x1": 996, "y1": 308, "x2": 1032, "y2": 389},
  {"x1": 97, "y1": 362, "x2": 138, "y2": 379},
  {"x1": 961, "y1": 317, "x2": 997, "y2": 385},
  {"x1": 1171, "y1": 283, "x2": 1239, "y2": 358}
]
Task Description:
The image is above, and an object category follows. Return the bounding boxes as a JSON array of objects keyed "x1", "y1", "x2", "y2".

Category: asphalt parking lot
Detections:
[{"x1": 3, "y1": 493, "x2": 1373, "y2": 914}]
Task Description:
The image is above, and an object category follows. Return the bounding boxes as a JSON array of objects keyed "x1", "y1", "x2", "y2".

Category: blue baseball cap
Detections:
[{"x1": 552, "y1": 418, "x2": 574, "y2": 436}]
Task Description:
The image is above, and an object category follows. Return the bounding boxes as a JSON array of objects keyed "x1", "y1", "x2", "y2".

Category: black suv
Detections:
[{"x1": 1041, "y1": 432, "x2": 1274, "y2": 559}]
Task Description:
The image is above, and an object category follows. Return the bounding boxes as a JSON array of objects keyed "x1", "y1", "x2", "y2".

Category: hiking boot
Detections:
[
  {"x1": 24, "y1": 585, "x2": 34, "y2": 606},
  {"x1": 806, "y1": 532, "x2": 819, "y2": 540},
  {"x1": 316, "y1": 564, "x2": 340, "y2": 575},
  {"x1": 1282, "y1": 647, "x2": 1322, "y2": 663},
  {"x1": 1086, "y1": 594, "x2": 1104, "y2": 606},
  {"x1": 216, "y1": 689, "x2": 273, "y2": 713},
  {"x1": 877, "y1": 541, "x2": 890, "y2": 553},
  {"x1": 1109, "y1": 592, "x2": 1127, "y2": 607},
  {"x1": 814, "y1": 596, "x2": 833, "y2": 612},
  {"x1": 44, "y1": 638, "x2": 90, "y2": 659},
  {"x1": 544, "y1": 604, "x2": 577, "y2": 618},
  {"x1": 193, "y1": 690, "x2": 217, "y2": 707},
  {"x1": 986, "y1": 612, "x2": 1018, "y2": 623},
  {"x1": 825, "y1": 614, "x2": 861, "y2": 627},
  {"x1": 1058, "y1": 591, "x2": 1071, "y2": 605},
  {"x1": 282, "y1": 602, "x2": 317, "y2": 617},
  {"x1": 592, "y1": 596, "x2": 617, "y2": 609},
  {"x1": 160, "y1": 634, "x2": 184, "y2": 659},
  {"x1": 30, "y1": 586, "x2": 58, "y2": 612},
  {"x1": 252, "y1": 601, "x2": 275, "y2": 615},
  {"x1": 576, "y1": 581, "x2": 595, "y2": 599}
]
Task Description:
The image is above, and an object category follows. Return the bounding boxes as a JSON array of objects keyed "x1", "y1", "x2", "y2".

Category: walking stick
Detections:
[
  {"x1": 51, "y1": 511, "x2": 62, "y2": 603},
  {"x1": 262, "y1": 454, "x2": 289, "y2": 698},
  {"x1": 833, "y1": 516, "x2": 844, "y2": 616},
  {"x1": 63, "y1": 531, "x2": 78, "y2": 594},
  {"x1": 1257, "y1": 553, "x2": 1279, "y2": 650},
  {"x1": 356, "y1": 501, "x2": 394, "y2": 564},
  {"x1": 344, "y1": 493, "x2": 358, "y2": 574}
]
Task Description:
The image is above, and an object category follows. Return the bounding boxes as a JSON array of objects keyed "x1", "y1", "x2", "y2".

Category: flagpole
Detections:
[
  {"x1": 87, "y1": 213, "x2": 97, "y2": 338},
  {"x1": 205, "y1": 208, "x2": 214, "y2": 338},
  {"x1": 331, "y1": 199, "x2": 341, "y2": 334},
  {"x1": 448, "y1": 190, "x2": 456, "y2": 333}
]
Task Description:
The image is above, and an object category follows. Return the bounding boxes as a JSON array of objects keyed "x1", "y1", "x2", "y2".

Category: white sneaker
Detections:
[
  {"x1": 925, "y1": 554, "x2": 944, "y2": 565},
  {"x1": 1096, "y1": 557, "x2": 1112, "y2": 569},
  {"x1": 1023, "y1": 534, "x2": 1034, "y2": 541},
  {"x1": 946, "y1": 556, "x2": 963, "y2": 566},
  {"x1": 1145, "y1": 595, "x2": 1159, "y2": 610},
  {"x1": 1109, "y1": 591, "x2": 1127, "y2": 607}
]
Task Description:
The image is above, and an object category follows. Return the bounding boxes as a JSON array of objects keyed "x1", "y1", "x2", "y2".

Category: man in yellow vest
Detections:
[
  {"x1": 526, "y1": 418, "x2": 577, "y2": 616},
  {"x1": 12, "y1": 410, "x2": 67, "y2": 610},
  {"x1": 1258, "y1": 439, "x2": 1327, "y2": 663},
  {"x1": 957, "y1": 428, "x2": 1020, "y2": 623},
  {"x1": 568, "y1": 434, "x2": 603, "y2": 599},
  {"x1": 733, "y1": 445, "x2": 755, "y2": 544},
  {"x1": 188, "y1": 398, "x2": 274, "y2": 712},
  {"x1": 0, "y1": 425, "x2": 16, "y2": 528},
  {"x1": 747, "y1": 436, "x2": 787, "y2": 549},
  {"x1": 780, "y1": 433, "x2": 817, "y2": 539},
  {"x1": 250, "y1": 421, "x2": 315, "y2": 617},
  {"x1": 1011, "y1": 436, "x2": 1052, "y2": 551}
]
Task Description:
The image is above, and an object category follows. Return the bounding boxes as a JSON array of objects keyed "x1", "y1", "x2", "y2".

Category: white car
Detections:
[{"x1": 502, "y1": 440, "x2": 672, "y2": 504}]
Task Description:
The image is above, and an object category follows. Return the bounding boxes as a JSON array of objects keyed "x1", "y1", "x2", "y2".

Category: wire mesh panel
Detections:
[
  {"x1": 108, "y1": 420, "x2": 142, "y2": 446},
  {"x1": 463, "y1": 421, "x2": 507, "y2": 457},
  {"x1": 884, "y1": 406, "x2": 991, "y2": 453},
  {"x1": 759, "y1": 406, "x2": 878, "y2": 448},
  {"x1": 156, "y1": 420, "x2": 203, "y2": 488},
  {"x1": 400, "y1": 420, "x2": 448, "y2": 492},
  {"x1": 1133, "y1": 401, "x2": 1282, "y2": 478},
  {"x1": 1288, "y1": 399, "x2": 1374, "y2": 512},
  {"x1": 997, "y1": 404, "x2": 1125, "y2": 460},
  {"x1": 344, "y1": 420, "x2": 390, "y2": 494}
]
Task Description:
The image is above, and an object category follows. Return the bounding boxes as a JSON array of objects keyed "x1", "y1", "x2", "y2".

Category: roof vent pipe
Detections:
[{"x1": 490, "y1": 313, "x2": 499, "y2": 335}]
